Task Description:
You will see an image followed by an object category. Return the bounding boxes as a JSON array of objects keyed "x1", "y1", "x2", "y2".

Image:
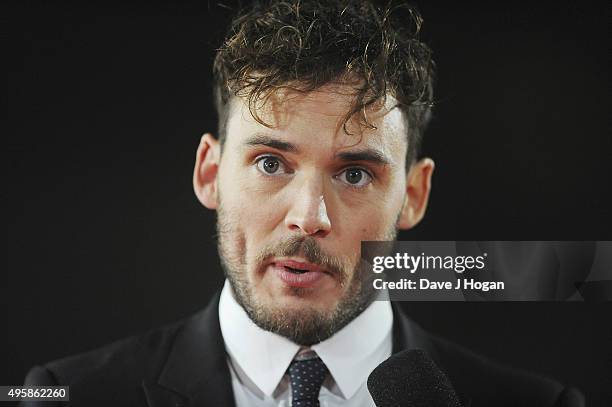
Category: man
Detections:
[{"x1": 22, "y1": 1, "x2": 584, "y2": 406}]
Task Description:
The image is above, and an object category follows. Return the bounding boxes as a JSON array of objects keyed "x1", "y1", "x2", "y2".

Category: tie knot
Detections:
[{"x1": 287, "y1": 355, "x2": 329, "y2": 407}]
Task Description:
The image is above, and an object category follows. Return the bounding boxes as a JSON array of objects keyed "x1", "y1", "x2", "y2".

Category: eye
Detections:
[
  {"x1": 337, "y1": 167, "x2": 372, "y2": 188},
  {"x1": 255, "y1": 155, "x2": 289, "y2": 175}
]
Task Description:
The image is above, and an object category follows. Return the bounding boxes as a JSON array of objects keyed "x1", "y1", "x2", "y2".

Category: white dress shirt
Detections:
[{"x1": 218, "y1": 280, "x2": 393, "y2": 407}]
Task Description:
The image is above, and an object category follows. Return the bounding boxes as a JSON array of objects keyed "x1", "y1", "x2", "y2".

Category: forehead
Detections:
[{"x1": 225, "y1": 83, "x2": 408, "y2": 161}]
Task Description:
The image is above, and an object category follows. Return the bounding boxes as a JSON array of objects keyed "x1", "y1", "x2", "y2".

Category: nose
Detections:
[{"x1": 284, "y1": 175, "x2": 331, "y2": 238}]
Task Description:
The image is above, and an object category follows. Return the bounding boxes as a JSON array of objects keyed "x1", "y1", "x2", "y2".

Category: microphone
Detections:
[{"x1": 367, "y1": 349, "x2": 462, "y2": 407}]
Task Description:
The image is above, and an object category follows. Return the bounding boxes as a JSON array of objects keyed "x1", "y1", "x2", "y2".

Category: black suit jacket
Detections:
[{"x1": 22, "y1": 292, "x2": 585, "y2": 407}]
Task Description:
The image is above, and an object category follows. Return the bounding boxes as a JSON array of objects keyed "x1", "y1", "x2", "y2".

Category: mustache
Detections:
[{"x1": 256, "y1": 235, "x2": 347, "y2": 279}]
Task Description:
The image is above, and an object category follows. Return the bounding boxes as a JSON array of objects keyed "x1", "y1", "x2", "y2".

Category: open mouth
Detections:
[
  {"x1": 284, "y1": 266, "x2": 309, "y2": 274},
  {"x1": 271, "y1": 260, "x2": 327, "y2": 287}
]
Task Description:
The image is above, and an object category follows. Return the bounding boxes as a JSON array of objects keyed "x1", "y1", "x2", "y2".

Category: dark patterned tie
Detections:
[{"x1": 287, "y1": 354, "x2": 329, "y2": 407}]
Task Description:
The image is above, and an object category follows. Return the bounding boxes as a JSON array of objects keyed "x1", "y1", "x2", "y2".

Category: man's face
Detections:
[{"x1": 208, "y1": 84, "x2": 414, "y2": 345}]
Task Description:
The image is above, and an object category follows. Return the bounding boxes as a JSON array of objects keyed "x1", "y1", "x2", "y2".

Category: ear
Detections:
[
  {"x1": 398, "y1": 158, "x2": 435, "y2": 230},
  {"x1": 193, "y1": 133, "x2": 221, "y2": 209}
]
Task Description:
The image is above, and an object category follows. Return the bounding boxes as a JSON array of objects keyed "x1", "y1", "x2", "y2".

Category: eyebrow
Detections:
[
  {"x1": 243, "y1": 133, "x2": 390, "y2": 166},
  {"x1": 243, "y1": 134, "x2": 300, "y2": 153},
  {"x1": 335, "y1": 149, "x2": 391, "y2": 166}
]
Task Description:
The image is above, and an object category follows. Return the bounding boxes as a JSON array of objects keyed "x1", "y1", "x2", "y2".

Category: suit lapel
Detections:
[
  {"x1": 391, "y1": 302, "x2": 472, "y2": 406},
  {"x1": 142, "y1": 292, "x2": 236, "y2": 407},
  {"x1": 390, "y1": 302, "x2": 442, "y2": 366}
]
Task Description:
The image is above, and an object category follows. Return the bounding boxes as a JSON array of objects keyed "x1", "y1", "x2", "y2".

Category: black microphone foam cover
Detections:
[{"x1": 367, "y1": 349, "x2": 462, "y2": 407}]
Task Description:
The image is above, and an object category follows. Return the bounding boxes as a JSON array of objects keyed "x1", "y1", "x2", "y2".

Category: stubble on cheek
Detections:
[
  {"x1": 216, "y1": 194, "x2": 279, "y2": 315},
  {"x1": 216, "y1": 202, "x2": 248, "y2": 281}
]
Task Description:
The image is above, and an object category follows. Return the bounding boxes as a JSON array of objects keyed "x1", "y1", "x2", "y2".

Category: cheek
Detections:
[
  {"x1": 356, "y1": 213, "x2": 391, "y2": 240},
  {"x1": 219, "y1": 164, "x2": 259, "y2": 216},
  {"x1": 338, "y1": 194, "x2": 401, "y2": 239},
  {"x1": 218, "y1": 168, "x2": 286, "y2": 245}
]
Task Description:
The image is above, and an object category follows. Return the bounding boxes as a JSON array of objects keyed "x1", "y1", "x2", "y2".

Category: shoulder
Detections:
[
  {"x1": 429, "y1": 332, "x2": 563, "y2": 406},
  {"x1": 48, "y1": 318, "x2": 184, "y2": 384},
  {"x1": 23, "y1": 293, "x2": 227, "y2": 407},
  {"x1": 23, "y1": 312, "x2": 201, "y2": 406},
  {"x1": 394, "y1": 308, "x2": 585, "y2": 407}
]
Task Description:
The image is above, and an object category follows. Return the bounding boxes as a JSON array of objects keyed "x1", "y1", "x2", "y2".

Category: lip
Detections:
[
  {"x1": 273, "y1": 259, "x2": 327, "y2": 273},
  {"x1": 269, "y1": 258, "x2": 330, "y2": 288}
]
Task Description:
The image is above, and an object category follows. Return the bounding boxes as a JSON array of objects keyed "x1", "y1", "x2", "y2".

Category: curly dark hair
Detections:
[{"x1": 213, "y1": 0, "x2": 435, "y2": 166}]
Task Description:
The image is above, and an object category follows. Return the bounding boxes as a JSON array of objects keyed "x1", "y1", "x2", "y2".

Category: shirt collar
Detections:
[
  {"x1": 219, "y1": 280, "x2": 300, "y2": 396},
  {"x1": 311, "y1": 296, "x2": 393, "y2": 399},
  {"x1": 218, "y1": 279, "x2": 393, "y2": 400}
]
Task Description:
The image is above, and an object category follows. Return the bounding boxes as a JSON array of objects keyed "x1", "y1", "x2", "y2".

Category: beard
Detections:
[{"x1": 216, "y1": 198, "x2": 399, "y2": 346}]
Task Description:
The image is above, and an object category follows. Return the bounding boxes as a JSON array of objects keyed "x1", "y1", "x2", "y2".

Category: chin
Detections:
[{"x1": 266, "y1": 289, "x2": 333, "y2": 308}]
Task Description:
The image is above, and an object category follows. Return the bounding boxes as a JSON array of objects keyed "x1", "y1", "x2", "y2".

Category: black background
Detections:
[{"x1": 1, "y1": 0, "x2": 610, "y2": 405}]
